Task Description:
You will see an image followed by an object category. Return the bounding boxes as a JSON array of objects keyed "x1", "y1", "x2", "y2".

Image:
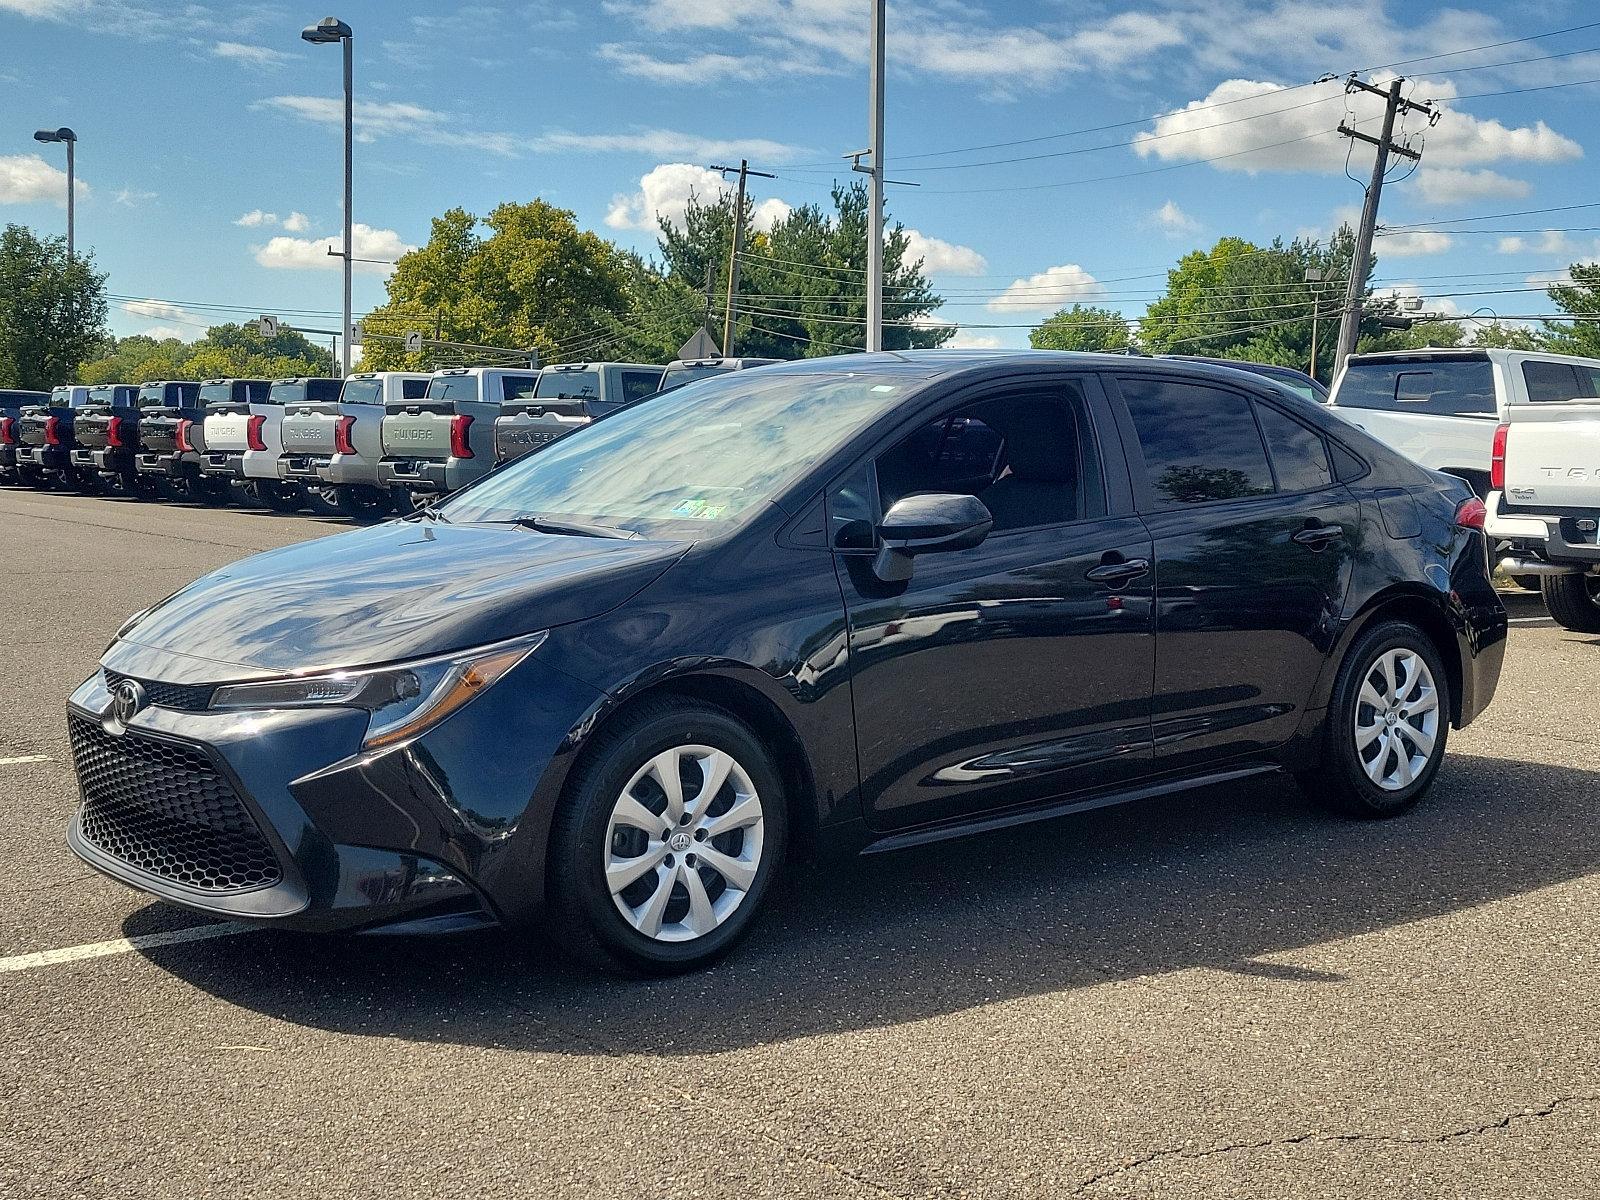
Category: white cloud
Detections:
[
  {"x1": 120, "y1": 299, "x2": 204, "y2": 343},
  {"x1": 1496, "y1": 230, "x2": 1600, "y2": 257},
  {"x1": 122, "y1": 298, "x2": 189, "y2": 321},
  {"x1": 282, "y1": 210, "x2": 310, "y2": 232},
  {"x1": 1414, "y1": 167, "x2": 1530, "y2": 206},
  {"x1": 605, "y1": 163, "x2": 791, "y2": 232},
  {"x1": 987, "y1": 264, "x2": 1103, "y2": 314},
  {"x1": 255, "y1": 95, "x2": 522, "y2": 157},
  {"x1": 235, "y1": 209, "x2": 278, "y2": 227},
  {"x1": 1152, "y1": 200, "x2": 1200, "y2": 236},
  {"x1": 901, "y1": 229, "x2": 986, "y2": 276},
  {"x1": 213, "y1": 41, "x2": 293, "y2": 68},
  {"x1": 945, "y1": 330, "x2": 1003, "y2": 350},
  {"x1": 111, "y1": 184, "x2": 157, "y2": 207},
  {"x1": 254, "y1": 224, "x2": 417, "y2": 276},
  {"x1": 1376, "y1": 230, "x2": 1454, "y2": 257},
  {"x1": 0, "y1": 153, "x2": 87, "y2": 205},
  {"x1": 597, "y1": 43, "x2": 834, "y2": 84},
  {"x1": 532, "y1": 128, "x2": 805, "y2": 162}
]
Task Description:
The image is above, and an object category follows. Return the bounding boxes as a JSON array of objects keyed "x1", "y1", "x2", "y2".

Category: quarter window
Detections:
[
  {"x1": 621, "y1": 370, "x2": 664, "y2": 404},
  {"x1": 1118, "y1": 377, "x2": 1274, "y2": 507},
  {"x1": 1255, "y1": 404, "x2": 1333, "y2": 492},
  {"x1": 501, "y1": 375, "x2": 539, "y2": 401}
]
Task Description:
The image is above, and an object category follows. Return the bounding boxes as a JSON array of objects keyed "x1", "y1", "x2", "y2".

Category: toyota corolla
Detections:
[{"x1": 67, "y1": 352, "x2": 1507, "y2": 974}]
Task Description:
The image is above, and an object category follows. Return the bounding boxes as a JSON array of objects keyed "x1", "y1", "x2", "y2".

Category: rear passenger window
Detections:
[
  {"x1": 501, "y1": 375, "x2": 538, "y2": 401},
  {"x1": 1255, "y1": 404, "x2": 1332, "y2": 492},
  {"x1": 1118, "y1": 377, "x2": 1274, "y2": 507},
  {"x1": 621, "y1": 371, "x2": 663, "y2": 404},
  {"x1": 1521, "y1": 360, "x2": 1600, "y2": 403},
  {"x1": 402, "y1": 379, "x2": 429, "y2": 400}
]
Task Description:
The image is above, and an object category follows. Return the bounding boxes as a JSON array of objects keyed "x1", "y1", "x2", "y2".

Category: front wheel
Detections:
[
  {"x1": 546, "y1": 699, "x2": 787, "y2": 975},
  {"x1": 1299, "y1": 620, "x2": 1450, "y2": 818},
  {"x1": 1540, "y1": 573, "x2": 1600, "y2": 633}
]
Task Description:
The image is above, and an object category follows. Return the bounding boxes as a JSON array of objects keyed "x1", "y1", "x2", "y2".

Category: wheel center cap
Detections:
[
  {"x1": 669, "y1": 831, "x2": 692, "y2": 852},
  {"x1": 1385, "y1": 711, "x2": 1398, "y2": 726}
]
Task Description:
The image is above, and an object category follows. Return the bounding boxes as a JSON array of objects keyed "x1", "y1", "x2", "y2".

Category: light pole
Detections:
[
  {"x1": 1304, "y1": 267, "x2": 1323, "y2": 382},
  {"x1": 32, "y1": 127, "x2": 77, "y2": 258},
  {"x1": 301, "y1": 16, "x2": 353, "y2": 376}
]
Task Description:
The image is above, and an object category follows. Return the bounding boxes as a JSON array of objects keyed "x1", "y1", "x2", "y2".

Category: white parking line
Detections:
[
  {"x1": 0, "y1": 755, "x2": 51, "y2": 766},
  {"x1": 0, "y1": 922, "x2": 250, "y2": 974}
]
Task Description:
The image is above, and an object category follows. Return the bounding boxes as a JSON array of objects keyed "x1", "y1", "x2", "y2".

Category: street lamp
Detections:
[
  {"x1": 1304, "y1": 267, "x2": 1324, "y2": 382},
  {"x1": 32, "y1": 127, "x2": 77, "y2": 259},
  {"x1": 301, "y1": 16, "x2": 353, "y2": 376}
]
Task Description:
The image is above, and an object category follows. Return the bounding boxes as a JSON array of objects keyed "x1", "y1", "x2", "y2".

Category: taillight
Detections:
[
  {"x1": 334, "y1": 415, "x2": 357, "y2": 456},
  {"x1": 450, "y1": 413, "x2": 474, "y2": 459},
  {"x1": 1490, "y1": 422, "x2": 1509, "y2": 491},
  {"x1": 247, "y1": 414, "x2": 267, "y2": 452},
  {"x1": 106, "y1": 416, "x2": 124, "y2": 448},
  {"x1": 44, "y1": 416, "x2": 61, "y2": 446},
  {"x1": 1454, "y1": 497, "x2": 1487, "y2": 530},
  {"x1": 175, "y1": 419, "x2": 193, "y2": 453},
  {"x1": 0, "y1": 417, "x2": 13, "y2": 445}
]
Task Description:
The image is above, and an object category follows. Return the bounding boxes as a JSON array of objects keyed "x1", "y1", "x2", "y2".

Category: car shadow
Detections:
[{"x1": 132, "y1": 752, "x2": 1600, "y2": 1057}]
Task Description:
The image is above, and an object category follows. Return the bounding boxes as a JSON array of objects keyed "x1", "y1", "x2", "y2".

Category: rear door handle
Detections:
[
  {"x1": 1293, "y1": 524, "x2": 1345, "y2": 549},
  {"x1": 1085, "y1": 557, "x2": 1150, "y2": 585}
]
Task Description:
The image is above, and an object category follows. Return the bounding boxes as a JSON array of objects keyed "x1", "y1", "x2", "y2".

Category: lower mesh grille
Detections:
[
  {"x1": 69, "y1": 714, "x2": 281, "y2": 892},
  {"x1": 102, "y1": 668, "x2": 214, "y2": 712}
]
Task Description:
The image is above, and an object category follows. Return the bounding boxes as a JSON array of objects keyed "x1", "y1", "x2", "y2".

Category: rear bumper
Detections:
[
  {"x1": 17, "y1": 445, "x2": 70, "y2": 471},
  {"x1": 1486, "y1": 491, "x2": 1600, "y2": 566},
  {"x1": 201, "y1": 451, "x2": 246, "y2": 479},
  {"x1": 377, "y1": 457, "x2": 481, "y2": 494},
  {"x1": 72, "y1": 447, "x2": 137, "y2": 474},
  {"x1": 136, "y1": 450, "x2": 199, "y2": 477},
  {"x1": 281, "y1": 453, "x2": 379, "y2": 487}
]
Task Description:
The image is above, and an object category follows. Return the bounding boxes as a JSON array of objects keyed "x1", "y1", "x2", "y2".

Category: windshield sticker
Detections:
[{"x1": 671, "y1": 498, "x2": 729, "y2": 520}]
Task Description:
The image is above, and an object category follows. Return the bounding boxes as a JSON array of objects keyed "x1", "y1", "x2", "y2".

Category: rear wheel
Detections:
[
  {"x1": 195, "y1": 476, "x2": 233, "y2": 505},
  {"x1": 334, "y1": 485, "x2": 393, "y2": 522},
  {"x1": 547, "y1": 699, "x2": 787, "y2": 975},
  {"x1": 388, "y1": 486, "x2": 417, "y2": 516},
  {"x1": 1540, "y1": 573, "x2": 1600, "y2": 633},
  {"x1": 1299, "y1": 620, "x2": 1450, "y2": 818},
  {"x1": 19, "y1": 465, "x2": 51, "y2": 490},
  {"x1": 258, "y1": 482, "x2": 306, "y2": 513}
]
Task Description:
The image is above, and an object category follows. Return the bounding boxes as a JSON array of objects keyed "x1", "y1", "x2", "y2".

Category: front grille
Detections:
[
  {"x1": 102, "y1": 668, "x2": 214, "y2": 712},
  {"x1": 69, "y1": 714, "x2": 281, "y2": 892}
]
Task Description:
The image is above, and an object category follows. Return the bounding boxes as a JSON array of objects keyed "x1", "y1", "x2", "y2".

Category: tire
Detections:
[
  {"x1": 306, "y1": 487, "x2": 343, "y2": 517},
  {"x1": 259, "y1": 482, "x2": 306, "y2": 513},
  {"x1": 546, "y1": 698, "x2": 787, "y2": 975},
  {"x1": 1540, "y1": 573, "x2": 1600, "y2": 633},
  {"x1": 334, "y1": 485, "x2": 393, "y2": 522},
  {"x1": 19, "y1": 466, "x2": 51, "y2": 491},
  {"x1": 194, "y1": 477, "x2": 233, "y2": 506},
  {"x1": 1299, "y1": 620, "x2": 1451, "y2": 818},
  {"x1": 388, "y1": 486, "x2": 417, "y2": 516}
]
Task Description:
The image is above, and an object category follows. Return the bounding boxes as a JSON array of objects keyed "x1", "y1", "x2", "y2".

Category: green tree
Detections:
[
  {"x1": 77, "y1": 323, "x2": 333, "y2": 383},
  {"x1": 1542, "y1": 263, "x2": 1600, "y2": 357},
  {"x1": 360, "y1": 202, "x2": 633, "y2": 369},
  {"x1": 1471, "y1": 321, "x2": 1546, "y2": 350},
  {"x1": 1357, "y1": 319, "x2": 1467, "y2": 354},
  {"x1": 0, "y1": 224, "x2": 109, "y2": 389},
  {"x1": 1029, "y1": 304, "x2": 1131, "y2": 352}
]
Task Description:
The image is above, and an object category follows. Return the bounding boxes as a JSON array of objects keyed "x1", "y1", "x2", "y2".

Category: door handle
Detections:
[
  {"x1": 1292, "y1": 523, "x2": 1345, "y2": 548},
  {"x1": 1085, "y1": 557, "x2": 1150, "y2": 585}
]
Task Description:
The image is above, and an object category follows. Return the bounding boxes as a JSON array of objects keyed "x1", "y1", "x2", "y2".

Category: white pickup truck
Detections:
[
  {"x1": 278, "y1": 371, "x2": 432, "y2": 520},
  {"x1": 1485, "y1": 394, "x2": 1600, "y2": 631},
  {"x1": 1327, "y1": 348, "x2": 1600, "y2": 498},
  {"x1": 203, "y1": 377, "x2": 342, "y2": 511}
]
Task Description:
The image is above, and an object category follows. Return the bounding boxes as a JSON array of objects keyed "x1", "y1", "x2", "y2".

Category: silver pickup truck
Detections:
[
  {"x1": 492, "y1": 362, "x2": 663, "y2": 463},
  {"x1": 378, "y1": 366, "x2": 540, "y2": 497},
  {"x1": 203, "y1": 377, "x2": 341, "y2": 511},
  {"x1": 279, "y1": 371, "x2": 432, "y2": 520}
]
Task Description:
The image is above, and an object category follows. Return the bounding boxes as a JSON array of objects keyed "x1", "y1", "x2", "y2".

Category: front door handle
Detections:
[
  {"x1": 1085, "y1": 557, "x2": 1150, "y2": 585},
  {"x1": 1293, "y1": 523, "x2": 1345, "y2": 549}
]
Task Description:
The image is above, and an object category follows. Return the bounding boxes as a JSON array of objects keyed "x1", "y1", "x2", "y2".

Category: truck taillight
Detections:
[
  {"x1": 1490, "y1": 422, "x2": 1509, "y2": 491},
  {"x1": 175, "y1": 419, "x2": 193, "y2": 453},
  {"x1": 247, "y1": 414, "x2": 267, "y2": 452},
  {"x1": 44, "y1": 416, "x2": 61, "y2": 446},
  {"x1": 0, "y1": 418, "x2": 13, "y2": 445},
  {"x1": 107, "y1": 416, "x2": 124, "y2": 448},
  {"x1": 334, "y1": 415, "x2": 357, "y2": 456},
  {"x1": 450, "y1": 414, "x2": 474, "y2": 459},
  {"x1": 1454, "y1": 496, "x2": 1487, "y2": 530}
]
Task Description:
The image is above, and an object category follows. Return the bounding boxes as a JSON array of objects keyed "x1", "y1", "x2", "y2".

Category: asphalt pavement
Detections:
[{"x1": 2, "y1": 483, "x2": 1596, "y2": 1198}]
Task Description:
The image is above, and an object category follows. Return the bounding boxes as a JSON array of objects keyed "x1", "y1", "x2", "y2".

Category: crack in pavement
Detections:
[
  {"x1": 750, "y1": 1129, "x2": 912, "y2": 1200},
  {"x1": 1075, "y1": 1094, "x2": 1600, "y2": 1192}
]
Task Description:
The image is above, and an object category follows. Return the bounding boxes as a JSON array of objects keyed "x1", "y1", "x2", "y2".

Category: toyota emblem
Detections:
[{"x1": 108, "y1": 679, "x2": 147, "y2": 733}]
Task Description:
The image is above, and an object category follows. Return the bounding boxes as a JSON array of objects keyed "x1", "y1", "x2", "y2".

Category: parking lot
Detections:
[{"x1": 3, "y1": 483, "x2": 1597, "y2": 1199}]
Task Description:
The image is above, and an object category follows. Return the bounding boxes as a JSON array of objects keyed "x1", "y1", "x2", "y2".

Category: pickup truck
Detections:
[
  {"x1": 379, "y1": 366, "x2": 540, "y2": 495},
  {"x1": 203, "y1": 377, "x2": 339, "y2": 511},
  {"x1": 15, "y1": 386, "x2": 94, "y2": 490},
  {"x1": 279, "y1": 370, "x2": 432, "y2": 520},
  {"x1": 71, "y1": 383, "x2": 154, "y2": 495},
  {"x1": 1485, "y1": 389, "x2": 1600, "y2": 631},
  {"x1": 125, "y1": 380, "x2": 214, "y2": 500},
  {"x1": 655, "y1": 356, "x2": 777, "y2": 395},
  {"x1": 1327, "y1": 347, "x2": 1600, "y2": 497},
  {"x1": 0, "y1": 389, "x2": 49, "y2": 483},
  {"x1": 492, "y1": 361, "x2": 663, "y2": 463}
]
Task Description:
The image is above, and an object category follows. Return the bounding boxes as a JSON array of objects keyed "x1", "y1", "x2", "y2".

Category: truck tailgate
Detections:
[
  {"x1": 281, "y1": 404, "x2": 340, "y2": 455},
  {"x1": 140, "y1": 414, "x2": 182, "y2": 454},
  {"x1": 75, "y1": 411, "x2": 117, "y2": 450},
  {"x1": 205, "y1": 410, "x2": 251, "y2": 453},
  {"x1": 1503, "y1": 401, "x2": 1600, "y2": 509},
  {"x1": 382, "y1": 409, "x2": 455, "y2": 459},
  {"x1": 18, "y1": 413, "x2": 52, "y2": 446}
]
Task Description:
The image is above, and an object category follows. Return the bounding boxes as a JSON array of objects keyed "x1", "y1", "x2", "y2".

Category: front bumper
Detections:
[
  {"x1": 64, "y1": 648, "x2": 601, "y2": 933},
  {"x1": 72, "y1": 447, "x2": 136, "y2": 474},
  {"x1": 201, "y1": 451, "x2": 246, "y2": 479},
  {"x1": 1486, "y1": 491, "x2": 1600, "y2": 567}
]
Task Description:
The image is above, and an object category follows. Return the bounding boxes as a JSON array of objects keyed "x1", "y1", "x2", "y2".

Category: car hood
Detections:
[{"x1": 107, "y1": 519, "x2": 688, "y2": 682}]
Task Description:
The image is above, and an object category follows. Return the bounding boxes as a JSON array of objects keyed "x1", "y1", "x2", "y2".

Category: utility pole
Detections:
[
  {"x1": 1334, "y1": 76, "x2": 1435, "y2": 371},
  {"x1": 709, "y1": 159, "x2": 775, "y2": 357},
  {"x1": 1304, "y1": 267, "x2": 1323, "y2": 382}
]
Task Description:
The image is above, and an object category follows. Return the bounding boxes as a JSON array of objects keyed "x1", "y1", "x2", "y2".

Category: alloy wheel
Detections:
[
  {"x1": 1354, "y1": 648, "x2": 1440, "y2": 791},
  {"x1": 604, "y1": 744, "x2": 765, "y2": 942}
]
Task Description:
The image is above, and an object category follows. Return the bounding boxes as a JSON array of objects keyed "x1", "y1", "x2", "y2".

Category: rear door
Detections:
[
  {"x1": 835, "y1": 373, "x2": 1156, "y2": 832},
  {"x1": 1108, "y1": 372, "x2": 1359, "y2": 770}
]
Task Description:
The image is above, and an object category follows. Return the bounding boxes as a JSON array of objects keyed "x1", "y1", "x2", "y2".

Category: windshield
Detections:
[
  {"x1": 427, "y1": 374, "x2": 480, "y2": 403},
  {"x1": 341, "y1": 379, "x2": 384, "y2": 405},
  {"x1": 659, "y1": 364, "x2": 730, "y2": 393},
  {"x1": 535, "y1": 370, "x2": 600, "y2": 400},
  {"x1": 199, "y1": 383, "x2": 233, "y2": 406},
  {"x1": 1335, "y1": 357, "x2": 1495, "y2": 416},
  {"x1": 442, "y1": 369, "x2": 919, "y2": 532}
]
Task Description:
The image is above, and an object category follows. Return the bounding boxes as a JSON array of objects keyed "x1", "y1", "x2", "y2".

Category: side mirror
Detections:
[{"x1": 872, "y1": 492, "x2": 993, "y2": 582}]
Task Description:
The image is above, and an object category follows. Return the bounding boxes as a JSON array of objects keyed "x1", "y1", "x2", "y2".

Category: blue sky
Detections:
[{"x1": 3, "y1": 0, "x2": 1598, "y2": 352}]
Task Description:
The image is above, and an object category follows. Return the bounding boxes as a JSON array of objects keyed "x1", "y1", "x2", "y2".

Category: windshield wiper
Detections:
[{"x1": 512, "y1": 515, "x2": 633, "y2": 539}]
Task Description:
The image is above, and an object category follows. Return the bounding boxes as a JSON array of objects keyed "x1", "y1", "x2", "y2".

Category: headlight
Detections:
[{"x1": 209, "y1": 630, "x2": 546, "y2": 750}]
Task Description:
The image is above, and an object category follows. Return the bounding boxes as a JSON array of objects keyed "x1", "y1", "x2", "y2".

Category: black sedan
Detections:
[{"x1": 67, "y1": 351, "x2": 1506, "y2": 974}]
